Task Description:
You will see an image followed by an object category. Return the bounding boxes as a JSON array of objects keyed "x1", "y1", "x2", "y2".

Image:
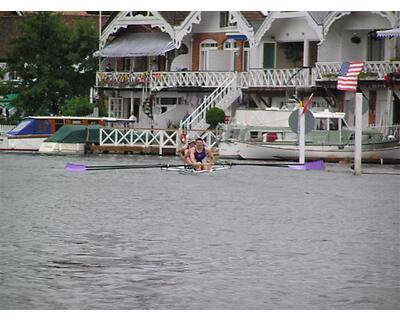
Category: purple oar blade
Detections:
[
  {"x1": 64, "y1": 163, "x2": 87, "y2": 172},
  {"x1": 288, "y1": 164, "x2": 307, "y2": 171},
  {"x1": 305, "y1": 160, "x2": 325, "y2": 170},
  {"x1": 288, "y1": 160, "x2": 325, "y2": 171}
]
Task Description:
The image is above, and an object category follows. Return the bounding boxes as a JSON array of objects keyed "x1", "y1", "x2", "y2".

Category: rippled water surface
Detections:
[{"x1": 0, "y1": 153, "x2": 399, "y2": 309}]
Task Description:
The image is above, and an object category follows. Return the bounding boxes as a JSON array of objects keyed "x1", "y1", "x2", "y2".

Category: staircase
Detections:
[{"x1": 180, "y1": 75, "x2": 241, "y2": 131}]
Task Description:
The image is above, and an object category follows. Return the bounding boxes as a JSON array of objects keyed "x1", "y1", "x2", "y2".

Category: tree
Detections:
[
  {"x1": 60, "y1": 96, "x2": 94, "y2": 116},
  {"x1": 205, "y1": 107, "x2": 225, "y2": 129},
  {"x1": 7, "y1": 12, "x2": 98, "y2": 116}
]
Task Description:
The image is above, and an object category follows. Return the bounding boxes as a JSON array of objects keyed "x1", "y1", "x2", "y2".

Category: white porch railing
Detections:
[
  {"x1": 149, "y1": 71, "x2": 235, "y2": 90},
  {"x1": 314, "y1": 61, "x2": 400, "y2": 81},
  {"x1": 240, "y1": 68, "x2": 311, "y2": 87},
  {"x1": 180, "y1": 75, "x2": 241, "y2": 131},
  {"x1": 99, "y1": 127, "x2": 218, "y2": 154}
]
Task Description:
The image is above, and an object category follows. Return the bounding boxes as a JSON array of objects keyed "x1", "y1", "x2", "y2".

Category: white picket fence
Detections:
[{"x1": 99, "y1": 127, "x2": 218, "y2": 155}]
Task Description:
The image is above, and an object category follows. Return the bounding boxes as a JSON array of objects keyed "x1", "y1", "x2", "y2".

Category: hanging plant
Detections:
[
  {"x1": 283, "y1": 42, "x2": 303, "y2": 65},
  {"x1": 351, "y1": 36, "x2": 361, "y2": 44},
  {"x1": 384, "y1": 71, "x2": 400, "y2": 89}
]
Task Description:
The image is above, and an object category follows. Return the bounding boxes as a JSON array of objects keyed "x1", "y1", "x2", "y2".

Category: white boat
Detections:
[
  {"x1": 218, "y1": 109, "x2": 400, "y2": 162},
  {"x1": 237, "y1": 139, "x2": 400, "y2": 162},
  {"x1": 0, "y1": 116, "x2": 134, "y2": 153}
]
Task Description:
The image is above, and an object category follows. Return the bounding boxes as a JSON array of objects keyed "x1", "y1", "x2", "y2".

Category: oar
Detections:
[
  {"x1": 64, "y1": 162, "x2": 189, "y2": 172},
  {"x1": 217, "y1": 160, "x2": 325, "y2": 170}
]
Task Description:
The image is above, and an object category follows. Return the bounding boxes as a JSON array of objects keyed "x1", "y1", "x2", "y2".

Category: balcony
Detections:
[
  {"x1": 96, "y1": 61, "x2": 400, "y2": 90},
  {"x1": 314, "y1": 61, "x2": 400, "y2": 82}
]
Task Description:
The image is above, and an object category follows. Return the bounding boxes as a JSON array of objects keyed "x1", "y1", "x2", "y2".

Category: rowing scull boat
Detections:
[{"x1": 161, "y1": 164, "x2": 232, "y2": 174}]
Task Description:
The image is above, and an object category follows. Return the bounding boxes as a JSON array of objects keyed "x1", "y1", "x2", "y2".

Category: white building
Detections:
[{"x1": 95, "y1": 11, "x2": 400, "y2": 130}]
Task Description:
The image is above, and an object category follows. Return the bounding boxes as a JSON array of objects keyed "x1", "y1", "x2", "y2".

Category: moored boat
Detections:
[
  {"x1": 218, "y1": 109, "x2": 400, "y2": 162},
  {"x1": 0, "y1": 116, "x2": 133, "y2": 152}
]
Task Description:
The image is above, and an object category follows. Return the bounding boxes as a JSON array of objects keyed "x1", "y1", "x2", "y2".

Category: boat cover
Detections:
[
  {"x1": 44, "y1": 125, "x2": 101, "y2": 144},
  {"x1": 7, "y1": 118, "x2": 51, "y2": 136}
]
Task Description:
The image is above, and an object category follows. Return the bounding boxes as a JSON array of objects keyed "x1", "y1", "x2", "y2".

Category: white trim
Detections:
[
  {"x1": 229, "y1": 11, "x2": 256, "y2": 48},
  {"x1": 100, "y1": 11, "x2": 175, "y2": 48},
  {"x1": 173, "y1": 11, "x2": 202, "y2": 49},
  {"x1": 255, "y1": 12, "x2": 278, "y2": 45},
  {"x1": 255, "y1": 11, "x2": 323, "y2": 46},
  {"x1": 321, "y1": 11, "x2": 396, "y2": 45}
]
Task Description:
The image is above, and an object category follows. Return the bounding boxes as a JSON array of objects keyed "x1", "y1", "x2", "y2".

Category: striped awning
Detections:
[{"x1": 376, "y1": 28, "x2": 400, "y2": 38}]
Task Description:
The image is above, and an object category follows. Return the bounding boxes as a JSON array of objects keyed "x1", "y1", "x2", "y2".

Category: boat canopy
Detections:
[
  {"x1": 7, "y1": 118, "x2": 51, "y2": 136},
  {"x1": 94, "y1": 33, "x2": 176, "y2": 58}
]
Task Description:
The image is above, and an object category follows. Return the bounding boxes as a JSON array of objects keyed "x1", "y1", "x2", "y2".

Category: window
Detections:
[
  {"x1": 200, "y1": 40, "x2": 218, "y2": 71},
  {"x1": 223, "y1": 40, "x2": 239, "y2": 71},
  {"x1": 156, "y1": 97, "x2": 183, "y2": 105},
  {"x1": 124, "y1": 58, "x2": 134, "y2": 72},
  {"x1": 110, "y1": 98, "x2": 123, "y2": 118},
  {"x1": 220, "y1": 11, "x2": 236, "y2": 28}
]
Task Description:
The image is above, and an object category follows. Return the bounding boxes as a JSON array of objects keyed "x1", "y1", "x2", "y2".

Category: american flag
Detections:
[{"x1": 336, "y1": 61, "x2": 364, "y2": 92}]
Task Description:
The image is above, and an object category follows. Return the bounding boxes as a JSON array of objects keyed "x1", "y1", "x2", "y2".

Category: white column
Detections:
[
  {"x1": 354, "y1": 92, "x2": 363, "y2": 175},
  {"x1": 303, "y1": 39, "x2": 310, "y2": 67},
  {"x1": 130, "y1": 91, "x2": 134, "y2": 114},
  {"x1": 386, "y1": 89, "x2": 393, "y2": 126}
]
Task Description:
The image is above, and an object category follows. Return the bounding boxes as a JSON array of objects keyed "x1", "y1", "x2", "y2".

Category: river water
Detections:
[{"x1": 0, "y1": 153, "x2": 399, "y2": 309}]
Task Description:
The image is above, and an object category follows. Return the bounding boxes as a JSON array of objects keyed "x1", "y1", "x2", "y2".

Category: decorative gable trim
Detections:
[
  {"x1": 172, "y1": 11, "x2": 202, "y2": 49},
  {"x1": 320, "y1": 11, "x2": 396, "y2": 45},
  {"x1": 254, "y1": 11, "x2": 278, "y2": 45},
  {"x1": 255, "y1": 11, "x2": 323, "y2": 45},
  {"x1": 229, "y1": 11, "x2": 256, "y2": 47},
  {"x1": 322, "y1": 11, "x2": 352, "y2": 38},
  {"x1": 100, "y1": 11, "x2": 174, "y2": 48},
  {"x1": 371, "y1": 11, "x2": 398, "y2": 28}
]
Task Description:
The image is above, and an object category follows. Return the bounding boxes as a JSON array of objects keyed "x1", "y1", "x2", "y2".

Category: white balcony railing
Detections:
[
  {"x1": 241, "y1": 68, "x2": 311, "y2": 87},
  {"x1": 150, "y1": 71, "x2": 235, "y2": 90},
  {"x1": 96, "y1": 61, "x2": 400, "y2": 89},
  {"x1": 314, "y1": 61, "x2": 400, "y2": 81}
]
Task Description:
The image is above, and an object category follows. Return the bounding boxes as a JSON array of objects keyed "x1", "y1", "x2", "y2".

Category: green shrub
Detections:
[{"x1": 206, "y1": 107, "x2": 225, "y2": 129}]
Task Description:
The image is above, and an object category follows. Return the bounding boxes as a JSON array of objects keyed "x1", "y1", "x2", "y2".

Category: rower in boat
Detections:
[
  {"x1": 176, "y1": 140, "x2": 195, "y2": 164},
  {"x1": 189, "y1": 138, "x2": 214, "y2": 171}
]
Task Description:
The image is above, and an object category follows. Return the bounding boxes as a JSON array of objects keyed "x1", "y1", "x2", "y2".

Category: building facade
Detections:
[{"x1": 94, "y1": 11, "x2": 400, "y2": 130}]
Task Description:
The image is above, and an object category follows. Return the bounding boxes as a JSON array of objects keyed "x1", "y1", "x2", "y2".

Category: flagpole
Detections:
[
  {"x1": 298, "y1": 100, "x2": 305, "y2": 164},
  {"x1": 354, "y1": 92, "x2": 363, "y2": 175}
]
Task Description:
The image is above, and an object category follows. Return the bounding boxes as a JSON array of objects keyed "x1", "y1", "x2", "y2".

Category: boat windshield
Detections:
[{"x1": 7, "y1": 119, "x2": 33, "y2": 135}]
